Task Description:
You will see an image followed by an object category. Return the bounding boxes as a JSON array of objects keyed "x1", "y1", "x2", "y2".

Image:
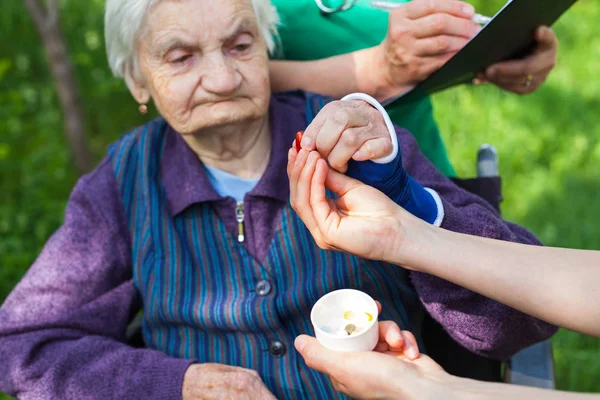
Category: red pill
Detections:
[{"x1": 295, "y1": 131, "x2": 304, "y2": 152}]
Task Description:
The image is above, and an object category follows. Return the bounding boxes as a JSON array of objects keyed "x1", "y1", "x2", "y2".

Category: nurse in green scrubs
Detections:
[{"x1": 269, "y1": 0, "x2": 559, "y2": 177}]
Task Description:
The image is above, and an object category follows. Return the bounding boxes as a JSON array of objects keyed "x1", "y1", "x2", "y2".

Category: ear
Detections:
[{"x1": 124, "y1": 64, "x2": 151, "y2": 105}]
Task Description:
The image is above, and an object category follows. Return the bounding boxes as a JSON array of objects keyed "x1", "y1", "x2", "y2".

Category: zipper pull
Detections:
[{"x1": 236, "y1": 201, "x2": 245, "y2": 243}]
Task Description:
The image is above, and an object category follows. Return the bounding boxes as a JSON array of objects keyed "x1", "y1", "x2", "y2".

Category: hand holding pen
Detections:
[
  {"x1": 371, "y1": 0, "x2": 492, "y2": 25},
  {"x1": 358, "y1": 0, "x2": 483, "y2": 99},
  {"x1": 370, "y1": 0, "x2": 558, "y2": 95}
]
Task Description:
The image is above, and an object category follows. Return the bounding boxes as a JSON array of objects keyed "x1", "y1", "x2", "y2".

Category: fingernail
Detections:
[
  {"x1": 473, "y1": 78, "x2": 481, "y2": 85},
  {"x1": 294, "y1": 336, "x2": 306, "y2": 352},
  {"x1": 462, "y1": 4, "x2": 475, "y2": 15},
  {"x1": 352, "y1": 150, "x2": 362, "y2": 160},
  {"x1": 406, "y1": 344, "x2": 419, "y2": 360},
  {"x1": 301, "y1": 136, "x2": 313, "y2": 150},
  {"x1": 391, "y1": 331, "x2": 403, "y2": 345}
]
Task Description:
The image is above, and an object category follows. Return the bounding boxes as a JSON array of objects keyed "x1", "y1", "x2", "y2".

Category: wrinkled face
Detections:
[{"x1": 136, "y1": 0, "x2": 271, "y2": 135}]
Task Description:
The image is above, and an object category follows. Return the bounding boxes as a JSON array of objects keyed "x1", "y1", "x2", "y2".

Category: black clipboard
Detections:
[{"x1": 382, "y1": 0, "x2": 580, "y2": 106}]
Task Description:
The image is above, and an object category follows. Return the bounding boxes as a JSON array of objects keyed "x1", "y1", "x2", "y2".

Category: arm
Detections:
[
  {"x1": 399, "y1": 227, "x2": 600, "y2": 338},
  {"x1": 295, "y1": 334, "x2": 600, "y2": 400},
  {"x1": 269, "y1": 48, "x2": 411, "y2": 102},
  {"x1": 0, "y1": 159, "x2": 193, "y2": 399},
  {"x1": 396, "y1": 127, "x2": 557, "y2": 359},
  {"x1": 270, "y1": 0, "x2": 480, "y2": 102}
]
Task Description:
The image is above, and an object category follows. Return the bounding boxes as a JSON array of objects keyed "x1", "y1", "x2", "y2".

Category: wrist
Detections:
[
  {"x1": 437, "y1": 375, "x2": 477, "y2": 400},
  {"x1": 353, "y1": 47, "x2": 381, "y2": 99},
  {"x1": 353, "y1": 45, "x2": 413, "y2": 103},
  {"x1": 353, "y1": 46, "x2": 399, "y2": 102},
  {"x1": 387, "y1": 212, "x2": 442, "y2": 271}
]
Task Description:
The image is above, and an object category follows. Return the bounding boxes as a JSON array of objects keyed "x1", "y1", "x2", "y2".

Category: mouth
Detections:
[{"x1": 200, "y1": 97, "x2": 245, "y2": 106}]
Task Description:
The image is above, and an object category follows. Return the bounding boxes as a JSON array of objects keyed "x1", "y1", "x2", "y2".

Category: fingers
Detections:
[
  {"x1": 486, "y1": 53, "x2": 554, "y2": 81},
  {"x1": 375, "y1": 321, "x2": 420, "y2": 360},
  {"x1": 309, "y1": 158, "x2": 339, "y2": 237},
  {"x1": 303, "y1": 101, "x2": 392, "y2": 171},
  {"x1": 295, "y1": 335, "x2": 344, "y2": 375},
  {"x1": 535, "y1": 26, "x2": 558, "y2": 53},
  {"x1": 342, "y1": 134, "x2": 392, "y2": 163},
  {"x1": 316, "y1": 107, "x2": 369, "y2": 160},
  {"x1": 399, "y1": 330, "x2": 420, "y2": 360},
  {"x1": 403, "y1": 0, "x2": 475, "y2": 20},
  {"x1": 413, "y1": 35, "x2": 469, "y2": 57},
  {"x1": 411, "y1": 14, "x2": 480, "y2": 39},
  {"x1": 323, "y1": 166, "x2": 363, "y2": 199},
  {"x1": 302, "y1": 101, "x2": 365, "y2": 154},
  {"x1": 378, "y1": 320, "x2": 405, "y2": 349},
  {"x1": 288, "y1": 148, "x2": 321, "y2": 238},
  {"x1": 399, "y1": 54, "x2": 456, "y2": 80},
  {"x1": 484, "y1": 25, "x2": 557, "y2": 93},
  {"x1": 473, "y1": 71, "x2": 489, "y2": 85},
  {"x1": 326, "y1": 126, "x2": 373, "y2": 172}
]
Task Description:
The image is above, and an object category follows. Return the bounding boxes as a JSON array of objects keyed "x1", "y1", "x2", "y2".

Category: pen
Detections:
[{"x1": 370, "y1": 0, "x2": 492, "y2": 25}]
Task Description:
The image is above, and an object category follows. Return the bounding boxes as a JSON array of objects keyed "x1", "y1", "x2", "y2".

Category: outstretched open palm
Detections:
[{"x1": 288, "y1": 148, "x2": 417, "y2": 263}]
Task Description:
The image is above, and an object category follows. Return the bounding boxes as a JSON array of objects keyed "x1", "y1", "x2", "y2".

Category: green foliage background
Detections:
[{"x1": 0, "y1": 0, "x2": 598, "y2": 397}]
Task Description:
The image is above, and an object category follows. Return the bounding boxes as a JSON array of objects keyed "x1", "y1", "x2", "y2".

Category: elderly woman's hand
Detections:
[
  {"x1": 475, "y1": 26, "x2": 558, "y2": 94},
  {"x1": 295, "y1": 334, "x2": 450, "y2": 400},
  {"x1": 182, "y1": 363, "x2": 276, "y2": 400},
  {"x1": 287, "y1": 148, "x2": 428, "y2": 266},
  {"x1": 298, "y1": 99, "x2": 395, "y2": 173}
]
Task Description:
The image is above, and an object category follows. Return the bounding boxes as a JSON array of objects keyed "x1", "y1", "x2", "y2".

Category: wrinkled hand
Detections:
[
  {"x1": 475, "y1": 26, "x2": 558, "y2": 94},
  {"x1": 371, "y1": 0, "x2": 480, "y2": 95},
  {"x1": 287, "y1": 148, "x2": 423, "y2": 265},
  {"x1": 182, "y1": 363, "x2": 276, "y2": 400},
  {"x1": 295, "y1": 334, "x2": 450, "y2": 400},
  {"x1": 298, "y1": 100, "x2": 393, "y2": 173}
]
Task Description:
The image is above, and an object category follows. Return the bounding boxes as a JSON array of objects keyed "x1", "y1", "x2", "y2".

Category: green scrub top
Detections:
[{"x1": 272, "y1": 0, "x2": 456, "y2": 177}]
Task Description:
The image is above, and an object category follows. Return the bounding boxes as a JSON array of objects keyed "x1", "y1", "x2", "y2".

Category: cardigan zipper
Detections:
[{"x1": 236, "y1": 201, "x2": 245, "y2": 243}]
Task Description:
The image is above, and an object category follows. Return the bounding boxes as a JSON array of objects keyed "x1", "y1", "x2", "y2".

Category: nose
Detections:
[{"x1": 201, "y1": 53, "x2": 242, "y2": 97}]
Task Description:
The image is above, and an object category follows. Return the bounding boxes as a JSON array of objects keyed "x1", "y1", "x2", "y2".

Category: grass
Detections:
[{"x1": 432, "y1": 0, "x2": 600, "y2": 393}]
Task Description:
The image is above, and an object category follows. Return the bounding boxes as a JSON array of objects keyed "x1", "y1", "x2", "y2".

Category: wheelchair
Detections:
[{"x1": 126, "y1": 144, "x2": 556, "y2": 390}]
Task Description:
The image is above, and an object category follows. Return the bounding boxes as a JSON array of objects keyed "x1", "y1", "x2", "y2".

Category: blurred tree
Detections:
[{"x1": 23, "y1": 0, "x2": 92, "y2": 174}]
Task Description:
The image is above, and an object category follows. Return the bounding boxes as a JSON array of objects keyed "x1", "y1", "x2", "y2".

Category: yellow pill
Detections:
[{"x1": 343, "y1": 311, "x2": 354, "y2": 320}]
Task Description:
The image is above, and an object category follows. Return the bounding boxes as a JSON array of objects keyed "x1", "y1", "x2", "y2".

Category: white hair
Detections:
[{"x1": 105, "y1": 0, "x2": 280, "y2": 78}]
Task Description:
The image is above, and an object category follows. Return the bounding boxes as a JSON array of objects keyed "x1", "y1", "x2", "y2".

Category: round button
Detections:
[
  {"x1": 256, "y1": 280, "x2": 272, "y2": 296},
  {"x1": 268, "y1": 340, "x2": 286, "y2": 357}
]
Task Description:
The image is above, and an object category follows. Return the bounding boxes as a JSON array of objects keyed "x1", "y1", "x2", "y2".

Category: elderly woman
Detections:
[{"x1": 0, "y1": 0, "x2": 555, "y2": 399}]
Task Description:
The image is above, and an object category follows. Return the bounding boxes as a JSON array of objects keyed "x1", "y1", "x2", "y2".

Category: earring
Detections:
[{"x1": 138, "y1": 103, "x2": 148, "y2": 115}]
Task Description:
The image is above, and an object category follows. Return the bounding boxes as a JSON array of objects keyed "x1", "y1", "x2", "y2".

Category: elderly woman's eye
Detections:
[
  {"x1": 234, "y1": 44, "x2": 251, "y2": 52},
  {"x1": 167, "y1": 51, "x2": 193, "y2": 64},
  {"x1": 172, "y1": 55, "x2": 192, "y2": 64},
  {"x1": 230, "y1": 34, "x2": 253, "y2": 54}
]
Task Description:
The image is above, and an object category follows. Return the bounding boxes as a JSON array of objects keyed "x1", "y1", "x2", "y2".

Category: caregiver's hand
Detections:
[
  {"x1": 475, "y1": 26, "x2": 558, "y2": 94},
  {"x1": 362, "y1": 0, "x2": 480, "y2": 98},
  {"x1": 287, "y1": 148, "x2": 428, "y2": 265},
  {"x1": 298, "y1": 99, "x2": 394, "y2": 173},
  {"x1": 182, "y1": 363, "x2": 276, "y2": 400},
  {"x1": 372, "y1": 317, "x2": 420, "y2": 360},
  {"x1": 295, "y1": 335, "x2": 450, "y2": 400}
]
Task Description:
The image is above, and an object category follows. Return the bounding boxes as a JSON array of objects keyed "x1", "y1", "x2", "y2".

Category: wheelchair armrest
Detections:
[{"x1": 505, "y1": 340, "x2": 555, "y2": 389}]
